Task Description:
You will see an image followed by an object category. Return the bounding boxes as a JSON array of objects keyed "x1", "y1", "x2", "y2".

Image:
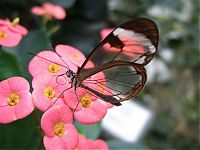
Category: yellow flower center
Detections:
[
  {"x1": 80, "y1": 94, "x2": 92, "y2": 108},
  {"x1": 48, "y1": 63, "x2": 60, "y2": 74},
  {"x1": 71, "y1": 54, "x2": 80, "y2": 61},
  {"x1": 8, "y1": 93, "x2": 20, "y2": 106},
  {"x1": 54, "y1": 122, "x2": 65, "y2": 137},
  {"x1": 0, "y1": 31, "x2": 8, "y2": 40},
  {"x1": 43, "y1": 86, "x2": 56, "y2": 99}
]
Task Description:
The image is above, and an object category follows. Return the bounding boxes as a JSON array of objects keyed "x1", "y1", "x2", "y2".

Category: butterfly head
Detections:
[{"x1": 66, "y1": 69, "x2": 77, "y2": 87}]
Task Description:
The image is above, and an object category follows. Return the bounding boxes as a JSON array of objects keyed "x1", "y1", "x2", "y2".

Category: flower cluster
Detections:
[
  {"x1": 28, "y1": 44, "x2": 111, "y2": 149},
  {"x1": 0, "y1": 20, "x2": 114, "y2": 149},
  {"x1": 0, "y1": 2, "x2": 112, "y2": 148},
  {"x1": 0, "y1": 18, "x2": 28, "y2": 47},
  {"x1": 0, "y1": 44, "x2": 110, "y2": 149}
]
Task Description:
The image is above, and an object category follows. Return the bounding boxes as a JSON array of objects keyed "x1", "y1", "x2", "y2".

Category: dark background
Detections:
[{"x1": 0, "y1": 0, "x2": 199, "y2": 149}]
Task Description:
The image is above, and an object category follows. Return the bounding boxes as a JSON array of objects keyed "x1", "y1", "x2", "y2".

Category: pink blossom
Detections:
[
  {"x1": 75, "y1": 134, "x2": 93, "y2": 149},
  {"x1": 55, "y1": 44, "x2": 86, "y2": 67},
  {"x1": 84, "y1": 71, "x2": 112, "y2": 96},
  {"x1": 64, "y1": 87, "x2": 107, "y2": 124},
  {"x1": 76, "y1": 134, "x2": 109, "y2": 150},
  {"x1": 0, "y1": 26, "x2": 22, "y2": 47},
  {"x1": 0, "y1": 18, "x2": 28, "y2": 47},
  {"x1": 100, "y1": 28, "x2": 145, "y2": 57},
  {"x1": 0, "y1": 18, "x2": 28, "y2": 35},
  {"x1": 32, "y1": 73, "x2": 69, "y2": 112},
  {"x1": 0, "y1": 77, "x2": 34, "y2": 124},
  {"x1": 100, "y1": 28, "x2": 114, "y2": 41},
  {"x1": 41, "y1": 104, "x2": 79, "y2": 149},
  {"x1": 31, "y1": 2, "x2": 66, "y2": 20},
  {"x1": 28, "y1": 50, "x2": 77, "y2": 77},
  {"x1": 55, "y1": 44, "x2": 95, "y2": 69},
  {"x1": 92, "y1": 139, "x2": 109, "y2": 150},
  {"x1": 103, "y1": 38, "x2": 145, "y2": 56},
  {"x1": 83, "y1": 71, "x2": 114, "y2": 108}
]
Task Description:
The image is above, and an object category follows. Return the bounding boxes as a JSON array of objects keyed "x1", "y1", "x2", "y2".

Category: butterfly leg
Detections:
[
  {"x1": 44, "y1": 86, "x2": 72, "y2": 112},
  {"x1": 72, "y1": 87, "x2": 80, "y2": 121}
]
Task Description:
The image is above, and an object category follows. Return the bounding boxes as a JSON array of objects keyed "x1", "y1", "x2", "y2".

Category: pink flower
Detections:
[
  {"x1": 0, "y1": 18, "x2": 28, "y2": 35},
  {"x1": 0, "y1": 18, "x2": 28, "y2": 47},
  {"x1": 41, "y1": 104, "x2": 79, "y2": 149},
  {"x1": 55, "y1": 44, "x2": 86, "y2": 68},
  {"x1": 100, "y1": 28, "x2": 145, "y2": 57},
  {"x1": 31, "y1": 2, "x2": 66, "y2": 20},
  {"x1": 64, "y1": 87, "x2": 107, "y2": 124},
  {"x1": 92, "y1": 139, "x2": 109, "y2": 150},
  {"x1": 32, "y1": 73, "x2": 69, "y2": 112},
  {"x1": 100, "y1": 28, "x2": 114, "y2": 41},
  {"x1": 0, "y1": 26, "x2": 22, "y2": 47},
  {"x1": 28, "y1": 50, "x2": 77, "y2": 77},
  {"x1": 83, "y1": 71, "x2": 114, "y2": 109},
  {"x1": 75, "y1": 134, "x2": 91, "y2": 149},
  {"x1": 55, "y1": 44, "x2": 95, "y2": 68},
  {"x1": 0, "y1": 77, "x2": 34, "y2": 124},
  {"x1": 84, "y1": 71, "x2": 112, "y2": 96},
  {"x1": 103, "y1": 38, "x2": 145, "y2": 56},
  {"x1": 76, "y1": 134, "x2": 109, "y2": 150}
]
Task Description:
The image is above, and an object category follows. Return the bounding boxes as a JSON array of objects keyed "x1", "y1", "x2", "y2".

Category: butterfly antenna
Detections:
[
  {"x1": 54, "y1": 52, "x2": 71, "y2": 71},
  {"x1": 26, "y1": 52, "x2": 70, "y2": 69}
]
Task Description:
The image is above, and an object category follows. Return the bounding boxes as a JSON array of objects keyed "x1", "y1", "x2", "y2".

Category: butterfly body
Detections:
[{"x1": 66, "y1": 69, "x2": 77, "y2": 87}]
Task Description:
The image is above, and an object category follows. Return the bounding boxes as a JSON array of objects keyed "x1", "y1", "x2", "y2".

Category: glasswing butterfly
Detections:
[{"x1": 30, "y1": 17, "x2": 159, "y2": 107}]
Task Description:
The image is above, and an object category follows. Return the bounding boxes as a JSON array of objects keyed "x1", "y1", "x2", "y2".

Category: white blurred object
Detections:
[
  {"x1": 102, "y1": 101, "x2": 153, "y2": 143},
  {"x1": 147, "y1": 5, "x2": 174, "y2": 19},
  {"x1": 147, "y1": 1, "x2": 192, "y2": 22},
  {"x1": 146, "y1": 58, "x2": 171, "y2": 83},
  {"x1": 160, "y1": 48, "x2": 174, "y2": 63},
  {"x1": 108, "y1": 0, "x2": 122, "y2": 10}
]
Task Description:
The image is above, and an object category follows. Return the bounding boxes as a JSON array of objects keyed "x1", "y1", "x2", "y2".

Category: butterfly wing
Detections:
[
  {"x1": 77, "y1": 18, "x2": 159, "y2": 105},
  {"x1": 80, "y1": 62, "x2": 147, "y2": 105}
]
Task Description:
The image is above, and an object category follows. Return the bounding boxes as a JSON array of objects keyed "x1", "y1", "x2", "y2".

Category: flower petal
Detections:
[
  {"x1": 74, "y1": 99, "x2": 107, "y2": 124},
  {"x1": 41, "y1": 104, "x2": 73, "y2": 136},
  {"x1": 43, "y1": 124, "x2": 78, "y2": 150},
  {"x1": 0, "y1": 26, "x2": 22, "y2": 47},
  {"x1": 55, "y1": 44, "x2": 86, "y2": 67}
]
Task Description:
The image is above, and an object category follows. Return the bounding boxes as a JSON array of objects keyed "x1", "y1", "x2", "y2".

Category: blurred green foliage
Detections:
[{"x1": 0, "y1": 0, "x2": 199, "y2": 149}]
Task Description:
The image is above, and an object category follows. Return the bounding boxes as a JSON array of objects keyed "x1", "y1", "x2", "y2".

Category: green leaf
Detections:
[
  {"x1": 107, "y1": 140, "x2": 149, "y2": 150},
  {"x1": 5, "y1": 29, "x2": 52, "y2": 80},
  {"x1": 74, "y1": 122, "x2": 102, "y2": 140},
  {"x1": 0, "y1": 29, "x2": 51, "y2": 149},
  {"x1": 0, "y1": 48, "x2": 22, "y2": 80},
  {"x1": 0, "y1": 112, "x2": 41, "y2": 149}
]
